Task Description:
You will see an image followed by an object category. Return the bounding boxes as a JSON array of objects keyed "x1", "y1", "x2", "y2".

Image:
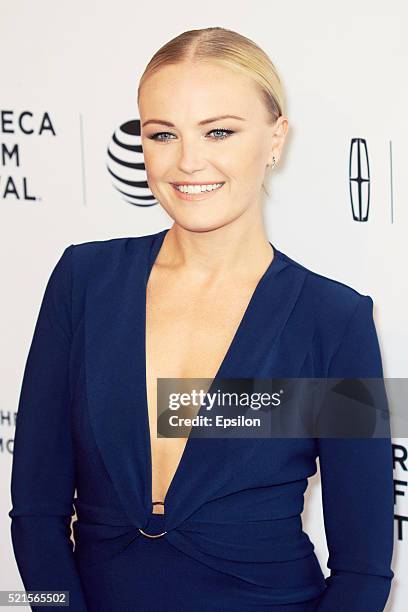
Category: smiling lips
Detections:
[{"x1": 171, "y1": 182, "x2": 225, "y2": 200}]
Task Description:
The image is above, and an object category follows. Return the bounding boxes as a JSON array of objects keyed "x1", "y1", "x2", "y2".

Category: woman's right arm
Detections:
[{"x1": 8, "y1": 245, "x2": 88, "y2": 611}]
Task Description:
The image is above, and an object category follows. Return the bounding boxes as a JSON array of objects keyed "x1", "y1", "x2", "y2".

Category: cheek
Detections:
[
  {"x1": 224, "y1": 139, "x2": 265, "y2": 181},
  {"x1": 230, "y1": 159, "x2": 265, "y2": 193},
  {"x1": 245, "y1": 142, "x2": 268, "y2": 168},
  {"x1": 142, "y1": 143, "x2": 168, "y2": 176}
]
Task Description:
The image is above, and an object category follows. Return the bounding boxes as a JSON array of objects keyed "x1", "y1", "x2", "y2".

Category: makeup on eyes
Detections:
[{"x1": 147, "y1": 128, "x2": 235, "y2": 142}]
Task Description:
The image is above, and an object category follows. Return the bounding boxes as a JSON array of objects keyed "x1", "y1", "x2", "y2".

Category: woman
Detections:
[{"x1": 9, "y1": 27, "x2": 394, "y2": 611}]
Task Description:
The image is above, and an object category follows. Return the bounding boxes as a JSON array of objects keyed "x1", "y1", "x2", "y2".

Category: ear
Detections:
[{"x1": 267, "y1": 116, "x2": 289, "y2": 166}]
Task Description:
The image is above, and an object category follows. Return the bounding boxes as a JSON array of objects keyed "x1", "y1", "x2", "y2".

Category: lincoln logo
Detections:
[
  {"x1": 106, "y1": 119, "x2": 157, "y2": 207},
  {"x1": 349, "y1": 138, "x2": 370, "y2": 221}
]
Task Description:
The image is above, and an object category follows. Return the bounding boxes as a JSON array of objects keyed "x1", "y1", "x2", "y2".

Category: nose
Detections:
[{"x1": 176, "y1": 139, "x2": 207, "y2": 174}]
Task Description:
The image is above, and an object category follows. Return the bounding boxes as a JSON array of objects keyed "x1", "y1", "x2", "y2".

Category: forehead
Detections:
[{"x1": 139, "y1": 62, "x2": 264, "y2": 121}]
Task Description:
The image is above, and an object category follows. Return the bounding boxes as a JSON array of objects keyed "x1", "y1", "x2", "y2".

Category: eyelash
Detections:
[{"x1": 147, "y1": 128, "x2": 235, "y2": 142}]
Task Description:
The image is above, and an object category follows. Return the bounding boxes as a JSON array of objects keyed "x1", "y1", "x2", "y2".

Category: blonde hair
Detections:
[{"x1": 137, "y1": 27, "x2": 285, "y2": 196}]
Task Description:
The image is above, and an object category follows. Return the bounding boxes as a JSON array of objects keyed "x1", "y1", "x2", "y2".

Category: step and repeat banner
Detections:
[{"x1": 1, "y1": 1, "x2": 407, "y2": 610}]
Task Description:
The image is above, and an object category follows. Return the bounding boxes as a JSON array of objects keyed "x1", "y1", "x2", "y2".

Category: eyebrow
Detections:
[{"x1": 141, "y1": 114, "x2": 246, "y2": 128}]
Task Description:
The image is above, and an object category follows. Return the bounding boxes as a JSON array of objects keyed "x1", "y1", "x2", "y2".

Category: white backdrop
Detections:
[{"x1": 1, "y1": 1, "x2": 407, "y2": 610}]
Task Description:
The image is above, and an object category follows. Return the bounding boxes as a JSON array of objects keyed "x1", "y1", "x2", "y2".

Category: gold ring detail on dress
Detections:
[{"x1": 138, "y1": 528, "x2": 167, "y2": 538}]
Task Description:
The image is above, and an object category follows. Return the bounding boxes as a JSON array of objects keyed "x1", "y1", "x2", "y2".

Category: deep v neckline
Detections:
[{"x1": 142, "y1": 228, "x2": 282, "y2": 514}]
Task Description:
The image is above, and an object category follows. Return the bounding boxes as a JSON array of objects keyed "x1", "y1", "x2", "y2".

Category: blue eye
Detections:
[
  {"x1": 208, "y1": 128, "x2": 234, "y2": 139},
  {"x1": 148, "y1": 132, "x2": 174, "y2": 142},
  {"x1": 147, "y1": 128, "x2": 234, "y2": 142}
]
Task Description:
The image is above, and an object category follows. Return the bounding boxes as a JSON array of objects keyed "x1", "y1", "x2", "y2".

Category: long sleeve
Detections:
[
  {"x1": 8, "y1": 245, "x2": 88, "y2": 612},
  {"x1": 316, "y1": 295, "x2": 395, "y2": 611}
]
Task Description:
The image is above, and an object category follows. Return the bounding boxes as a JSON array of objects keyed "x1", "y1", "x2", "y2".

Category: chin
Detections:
[{"x1": 167, "y1": 212, "x2": 239, "y2": 235}]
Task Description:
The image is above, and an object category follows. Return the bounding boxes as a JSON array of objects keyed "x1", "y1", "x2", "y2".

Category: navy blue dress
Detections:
[{"x1": 9, "y1": 228, "x2": 394, "y2": 611}]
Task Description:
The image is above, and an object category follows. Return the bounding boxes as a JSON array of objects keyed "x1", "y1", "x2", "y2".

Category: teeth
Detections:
[{"x1": 175, "y1": 183, "x2": 223, "y2": 194}]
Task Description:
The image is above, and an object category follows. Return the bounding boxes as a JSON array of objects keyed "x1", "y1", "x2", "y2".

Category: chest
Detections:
[
  {"x1": 144, "y1": 266, "x2": 262, "y2": 507},
  {"x1": 145, "y1": 268, "x2": 259, "y2": 380}
]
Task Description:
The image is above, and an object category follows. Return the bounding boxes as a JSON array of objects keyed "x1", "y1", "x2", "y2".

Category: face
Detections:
[{"x1": 139, "y1": 61, "x2": 288, "y2": 231}]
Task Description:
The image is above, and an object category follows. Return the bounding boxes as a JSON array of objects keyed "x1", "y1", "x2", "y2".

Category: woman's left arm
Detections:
[{"x1": 316, "y1": 295, "x2": 395, "y2": 611}]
